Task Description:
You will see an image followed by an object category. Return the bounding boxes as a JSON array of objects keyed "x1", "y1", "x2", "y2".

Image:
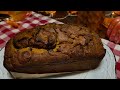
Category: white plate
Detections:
[{"x1": 0, "y1": 43, "x2": 116, "y2": 79}]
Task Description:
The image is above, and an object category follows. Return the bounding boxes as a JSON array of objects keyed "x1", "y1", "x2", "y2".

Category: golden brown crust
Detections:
[{"x1": 4, "y1": 23, "x2": 105, "y2": 74}]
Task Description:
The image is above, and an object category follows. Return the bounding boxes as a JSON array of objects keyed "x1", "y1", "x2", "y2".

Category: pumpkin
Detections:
[{"x1": 107, "y1": 17, "x2": 120, "y2": 44}]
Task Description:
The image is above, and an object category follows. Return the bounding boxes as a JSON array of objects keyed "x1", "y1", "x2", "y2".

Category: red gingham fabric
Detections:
[
  {"x1": 101, "y1": 39, "x2": 120, "y2": 79},
  {"x1": 0, "y1": 11, "x2": 120, "y2": 79}
]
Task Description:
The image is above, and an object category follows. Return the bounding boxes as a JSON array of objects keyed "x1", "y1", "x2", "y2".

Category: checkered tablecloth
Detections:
[
  {"x1": 0, "y1": 11, "x2": 120, "y2": 79},
  {"x1": 101, "y1": 39, "x2": 120, "y2": 79}
]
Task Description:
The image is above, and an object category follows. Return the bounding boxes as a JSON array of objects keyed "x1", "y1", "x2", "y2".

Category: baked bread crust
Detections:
[{"x1": 4, "y1": 23, "x2": 105, "y2": 74}]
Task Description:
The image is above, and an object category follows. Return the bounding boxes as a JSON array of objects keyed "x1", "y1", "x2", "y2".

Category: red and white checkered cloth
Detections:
[
  {"x1": 101, "y1": 39, "x2": 120, "y2": 79},
  {"x1": 0, "y1": 11, "x2": 120, "y2": 79}
]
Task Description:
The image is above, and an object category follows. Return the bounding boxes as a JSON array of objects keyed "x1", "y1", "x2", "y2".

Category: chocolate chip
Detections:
[
  {"x1": 29, "y1": 47, "x2": 32, "y2": 51},
  {"x1": 36, "y1": 37, "x2": 42, "y2": 42}
]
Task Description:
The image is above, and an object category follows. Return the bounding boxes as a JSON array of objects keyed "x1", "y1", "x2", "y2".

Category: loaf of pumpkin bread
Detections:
[{"x1": 4, "y1": 23, "x2": 105, "y2": 75}]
